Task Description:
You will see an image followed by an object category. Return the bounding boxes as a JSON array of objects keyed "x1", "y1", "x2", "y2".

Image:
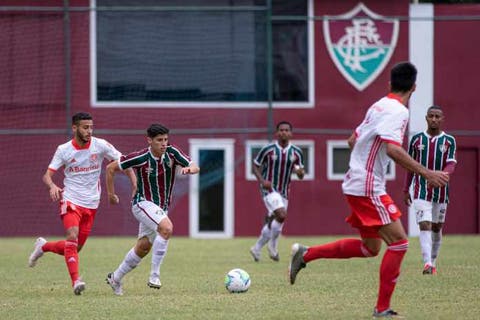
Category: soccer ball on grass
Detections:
[{"x1": 224, "y1": 268, "x2": 251, "y2": 293}]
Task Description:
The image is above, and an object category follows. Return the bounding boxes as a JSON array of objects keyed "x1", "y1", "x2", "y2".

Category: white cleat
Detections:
[
  {"x1": 28, "y1": 237, "x2": 47, "y2": 267},
  {"x1": 147, "y1": 275, "x2": 162, "y2": 289},
  {"x1": 249, "y1": 246, "x2": 261, "y2": 262},
  {"x1": 267, "y1": 242, "x2": 280, "y2": 262},
  {"x1": 106, "y1": 272, "x2": 123, "y2": 296},
  {"x1": 73, "y1": 279, "x2": 86, "y2": 295}
]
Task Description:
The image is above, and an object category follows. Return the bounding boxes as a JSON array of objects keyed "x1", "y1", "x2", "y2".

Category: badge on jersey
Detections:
[{"x1": 323, "y1": 3, "x2": 399, "y2": 91}]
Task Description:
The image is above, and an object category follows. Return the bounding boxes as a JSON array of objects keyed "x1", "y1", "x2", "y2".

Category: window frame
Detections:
[
  {"x1": 89, "y1": 0, "x2": 315, "y2": 108},
  {"x1": 326, "y1": 140, "x2": 396, "y2": 181},
  {"x1": 245, "y1": 139, "x2": 315, "y2": 181}
]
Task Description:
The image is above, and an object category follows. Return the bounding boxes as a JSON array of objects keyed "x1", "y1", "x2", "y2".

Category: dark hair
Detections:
[
  {"x1": 276, "y1": 121, "x2": 292, "y2": 131},
  {"x1": 390, "y1": 62, "x2": 417, "y2": 93},
  {"x1": 427, "y1": 105, "x2": 442, "y2": 113},
  {"x1": 147, "y1": 123, "x2": 169, "y2": 138},
  {"x1": 72, "y1": 112, "x2": 92, "y2": 125}
]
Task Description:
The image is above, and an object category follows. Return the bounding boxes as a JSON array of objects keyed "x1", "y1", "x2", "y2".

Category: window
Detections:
[
  {"x1": 327, "y1": 140, "x2": 395, "y2": 180},
  {"x1": 245, "y1": 139, "x2": 314, "y2": 181},
  {"x1": 91, "y1": 0, "x2": 313, "y2": 107}
]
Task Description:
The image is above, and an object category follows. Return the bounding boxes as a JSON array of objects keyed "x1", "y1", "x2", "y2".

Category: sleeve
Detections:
[
  {"x1": 295, "y1": 147, "x2": 305, "y2": 168},
  {"x1": 119, "y1": 151, "x2": 145, "y2": 170},
  {"x1": 101, "y1": 139, "x2": 122, "y2": 161},
  {"x1": 253, "y1": 145, "x2": 268, "y2": 167},
  {"x1": 48, "y1": 146, "x2": 65, "y2": 171},
  {"x1": 447, "y1": 136, "x2": 457, "y2": 163},
  {"x1": 378, "y1": 108, "x2": 409, "y2": 146},
  {"x1": 168, "y1": 145, "x2": 191, "y2": 167}
]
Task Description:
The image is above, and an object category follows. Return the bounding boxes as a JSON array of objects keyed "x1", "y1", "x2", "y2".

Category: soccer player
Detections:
[
  {"x1": 249, "y1": 121, "x2": 305, "y2": 262},
  {"x1": 403, "y1": 105, "x2": 456, "y2": 275},
  {"x1": 288, "y1": 62, "x2": 450, "y2": 318},
  {"x1": 28, "y1": 112, "x2": 132, "y2": 295},
  {"x1": 105, "y1": 123, "x2": 199, "y2": 296}
]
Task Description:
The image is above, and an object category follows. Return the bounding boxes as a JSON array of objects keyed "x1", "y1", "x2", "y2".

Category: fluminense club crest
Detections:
[{"x1": 323, "y1": 3, "x2": 399, "y2": 91}]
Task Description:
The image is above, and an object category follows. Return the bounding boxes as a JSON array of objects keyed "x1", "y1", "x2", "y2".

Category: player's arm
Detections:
[
  {"x1": 42, "y1": 169, "x2": 63, "y2": 202},
  {"x1": 181, "y1": 162, "x2": 200, "y2": 175},
  {"x1": 106, "y1": 160, "x2": 122, "y2": 205},
  {"x1": 386, "y1": 143, "x2": 449, "y2": 188},
  {"x1": 347, "y1": 132, "x2": 356, "y2": 150},
  {"x1": 253, "y1": 162, "x2": 271, "y2": 190}
]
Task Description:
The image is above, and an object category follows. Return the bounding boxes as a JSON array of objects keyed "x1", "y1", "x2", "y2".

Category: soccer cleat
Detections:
[
  {"x1": 423, "y1": 263, "x2": 434, "y2": 275},
  {"x1": 372, "y1": 308, "x2": 403, "y2": 318},
  {"x1": 106, "y1": 272, "x2": 123, "y2": 296},
  {"x1": 267, "y1": 243, "x2": 280, "y2": 262},
  {"x1": 28, "y1": 237, "x2": 47, "y2": 267},
  {"x1": 289, "y1": 243, "x2": 307, "y2": 285},
  {"x1": 147, "y1": 275, "x2": 162, "y2": 289},
  {"x1": 249, "y1": 247, "x2": 260, "y2": 262},
  {"x1": 73, "y1": 279, "x2": 86, "y2": 295}
]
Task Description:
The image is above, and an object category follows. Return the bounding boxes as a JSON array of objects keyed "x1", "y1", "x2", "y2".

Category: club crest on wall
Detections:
[{"x1": 323, "y1": 3, "x2": 399, "y2": 91}]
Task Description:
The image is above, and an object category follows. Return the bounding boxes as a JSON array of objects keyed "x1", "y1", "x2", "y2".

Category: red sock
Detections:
[
  {"x1": 376, "y1": 239, "x2": 409, "y2": 312},
  {"x1": 42, "y1": 240, "x2": 66, "y2": 255},
  {"x1": 64, "y1": 240, "x2": 79, "y2": 285},
  {"x1": 303, "y1": 238, "x2": 375, "y2": 262}
]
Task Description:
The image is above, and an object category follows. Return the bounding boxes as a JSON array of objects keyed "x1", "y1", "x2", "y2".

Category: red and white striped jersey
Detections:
[
  {"x1": 342, "y1": 93, "x2": 409, "y2": 197},
  {"x1": 48, "y1": 137, "x2": 121, "y2": 209}
]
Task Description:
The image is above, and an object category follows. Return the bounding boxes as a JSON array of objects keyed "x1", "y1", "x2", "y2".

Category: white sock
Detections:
[
  {"x1": 151, "y1": 235, "x2": 169, "y2": 279},
  {"x1": 269, "y1": 220, "x2": 284, "y2": 253},
  {"x1": 254, "y1": 224, "x2": 271, "y2": 252},
  {"x1": 431, "y1": 230, "x2": 443, "y2": 266},
  {"x1": 113, "y1": 248, "x2": 142, "y2": 282},
  {"x1": 419, "y1": 230, "x2": 432, "y2": 265}
]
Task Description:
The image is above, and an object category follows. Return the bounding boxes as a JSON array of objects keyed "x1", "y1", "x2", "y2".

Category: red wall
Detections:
[{"x1": 0, "y1": 0, "x2": 478, "y2": 237}]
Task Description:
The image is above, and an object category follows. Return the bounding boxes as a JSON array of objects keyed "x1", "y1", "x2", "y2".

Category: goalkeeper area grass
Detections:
[{"x1": 1, "y1": 236, "x2": 479, "y2": 320}]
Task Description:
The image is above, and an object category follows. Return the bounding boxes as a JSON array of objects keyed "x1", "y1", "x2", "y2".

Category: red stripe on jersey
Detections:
[
  {"x1": 380, "y1": 138, "x2": 401, "y2": 146},
  {"x1": 141, "y1": 164, "x2": 152, "y2": 201},
  {"x1": 426, "y1": 138, "x2": 436, "y2": 201},
  {"x1": 365, "y1": 136, "x2": 382, "y2": 196},
  {"x1": 277, "y1": 151, "x2": 286, "y2": 195}
]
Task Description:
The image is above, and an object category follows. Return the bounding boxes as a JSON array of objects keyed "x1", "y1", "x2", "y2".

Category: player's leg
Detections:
[
  {"x1": 29, "y1": 202, "x2": 72, "y2": 266},
  {"x1": 149, "y1": 215, "x2": 173, "y2": 289},
  {"x1": 375, "y1": 218, "x2": 408, "y2": 315},
  {"x1": 431, "y1": 203, "x2": 446, "y2": 273},
  {"x1": 60, "y1": 204, "x2": 84, "y2": 294},
  {"x1": 107, "y1": 234, "x2": 150, "y2": 296},
  {"x1": 268, "y1": 206, "x2": 287, "y2": 261},
  {"x1": 414, "y1": 199, "x2": 434, "y2": 273},
  {"x1": 251, "y1": 193, "x2": 279, "y2": 261}
]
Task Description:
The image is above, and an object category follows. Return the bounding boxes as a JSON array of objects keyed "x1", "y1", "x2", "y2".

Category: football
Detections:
[{"x1": 224, "y1": 268, "x2": 251, "y2": 293}]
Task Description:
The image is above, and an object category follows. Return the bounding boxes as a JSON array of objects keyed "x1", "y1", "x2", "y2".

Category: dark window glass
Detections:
[
  {"x1": 199, "y1": 150, "x2": 224, "y2": 231},
  {"x1": 96, "y1": 0, "x2": 309, "y2": 103}
]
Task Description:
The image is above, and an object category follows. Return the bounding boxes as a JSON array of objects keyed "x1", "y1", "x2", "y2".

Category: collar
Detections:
[
  {"x1": 71, "y1": 138, "x2": 91, "y2": 150},
  {"x1": 386, "y1": 93, "x2": 403, "y2": 104}
]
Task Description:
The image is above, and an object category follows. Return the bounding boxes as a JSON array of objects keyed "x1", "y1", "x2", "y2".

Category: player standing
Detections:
[
  {"x1": 249, "y1": 121, "x2": 305, "y2": 262},
  {"x1": 288, "y1": 62, "x2": 450, "y2": 317},
  {"x1": 105, "y1": 123, "x2": 199, "y2": 295},
  {"x1": 403, "y1": 105, "x2": 456, "y2": 275},
  {"x1": 28, "y1": 112, "x2": 132, "y2": 295}
]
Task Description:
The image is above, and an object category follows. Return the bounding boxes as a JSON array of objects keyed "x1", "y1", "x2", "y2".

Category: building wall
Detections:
[{"x1": 0, "y1": 0, "x2": 478, "y2": 237}]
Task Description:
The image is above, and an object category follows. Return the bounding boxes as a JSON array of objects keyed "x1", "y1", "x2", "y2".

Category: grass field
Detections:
[{"x1": 1, "y1": 236, "x2": 479, "y2": 320}]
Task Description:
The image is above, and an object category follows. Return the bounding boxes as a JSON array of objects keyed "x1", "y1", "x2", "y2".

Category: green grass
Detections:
[{"x1": 1, "y1": 236, "x2": 479, "y2": 320}]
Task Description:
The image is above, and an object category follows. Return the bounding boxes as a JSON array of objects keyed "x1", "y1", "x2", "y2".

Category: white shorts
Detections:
[
  {"x1": 413, "y1": 199, "x2": 447, "y2": 224},
  {"x1": 132, "y1": 201, "x2": 168, "y2": 243},
  {"x1": 263, "y1": 192, "x2": 288, "y2": 215}
]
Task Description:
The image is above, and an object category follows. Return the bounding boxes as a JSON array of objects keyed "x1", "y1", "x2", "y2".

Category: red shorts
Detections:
[
  {"x1": 345, "y1": 194, "x2": 402, "y2": 238},
  {"x1": 59, "y1": 200, "x2": 97, "y2": 247}
]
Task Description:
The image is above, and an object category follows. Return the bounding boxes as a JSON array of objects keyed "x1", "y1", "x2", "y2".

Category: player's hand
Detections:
[
  {"x1": 294, "y1": 165, "x2": 305, "y2": 179},
  {"x1": 403, "y1": 192, "x2": 412, "y2": 206},
  {"x1": 181, "y1": 167, "x2": 191, "y2": 175},
  {"x1": 109, "y1": 194, "x2": 120, "y2": 205},
  {"x1": 426, "y1": 170, "x2": 449, "y2": 188},
  {"x1": 261, "y1": 180, "x2": 272, "y2": 190},
  {"x1": 49, "y1": 184, "x2": 63, "y2": 202}
]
